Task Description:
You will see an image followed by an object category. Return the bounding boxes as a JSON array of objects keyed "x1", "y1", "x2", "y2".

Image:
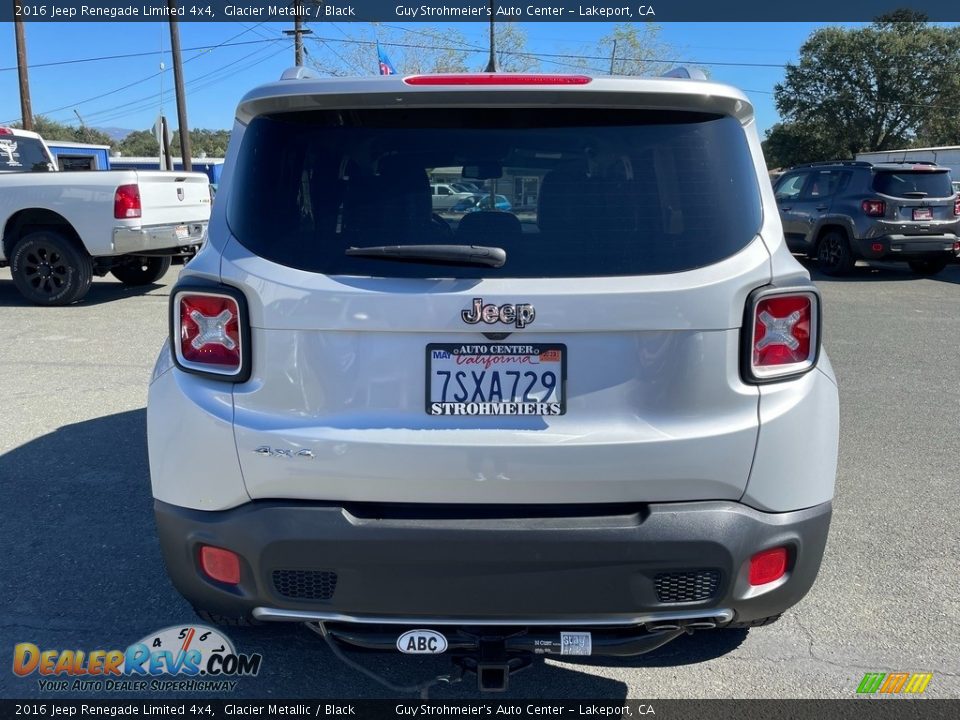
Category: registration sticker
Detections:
[
  {"x1": 426, "y1": 343, "x2": 566, "y2": 416},
  {"x1": 560, "y1": 632, "x2": 592, "y2": 656}
]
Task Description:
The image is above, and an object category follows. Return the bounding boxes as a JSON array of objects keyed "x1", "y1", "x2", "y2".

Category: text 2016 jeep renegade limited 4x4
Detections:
[{"x1": 148, "y1": 71, "x2": 839, "y2": 690}]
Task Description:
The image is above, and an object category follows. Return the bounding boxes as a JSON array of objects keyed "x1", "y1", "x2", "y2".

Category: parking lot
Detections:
[{"x1": 1, "y1": 260, "x2": 958, "y2": 700}]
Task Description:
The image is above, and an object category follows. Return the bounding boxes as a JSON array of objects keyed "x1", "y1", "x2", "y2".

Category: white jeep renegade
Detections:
[{"x1": 148, "y1": 70, "x2": 839, "y2": 690}]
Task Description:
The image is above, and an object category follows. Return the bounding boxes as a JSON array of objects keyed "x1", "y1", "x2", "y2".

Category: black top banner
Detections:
[{"x1": 3, "y1": 0, "x2": 960, "y2": 23}]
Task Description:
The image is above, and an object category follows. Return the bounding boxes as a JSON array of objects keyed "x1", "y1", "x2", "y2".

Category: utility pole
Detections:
[
  {"x1": 167, "y1": 0, "x2": 192, "y2": 170},
  {"x1": 283, "y1": 7, "x2": 313, "y2": 66},
  {"x1": 484, "y1": 0, "x2": 497, "y2": 73},
  {"x1": 609, "y1": 39, "x2": 618, "y2": 75},
  {"x1": 161, "y1": 116, "x2": 174, "y2": 172},
  {"x1": 13, "y1": 0, "x2": 34, "y2": 130}
]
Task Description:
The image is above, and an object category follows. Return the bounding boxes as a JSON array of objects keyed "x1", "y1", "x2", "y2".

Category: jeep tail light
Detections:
[
  {"x1": 861, "y1": 199, "x2": 885, "y2": 217},
  {"x1": 954, "y1": 197, "x2": 960, "y2": 216},
  {"x1": 171, "y1": 286, "x2": 250, "y2": 382},
  {"x1": 743, "y1": 288, "x2": 820, "y2": 383},
  {"x1": 114, "y1": 184, "x2": 142, "y2": 219},
  {"x1": 199, "y1": 545, "x2": 241, "y2": 585},
  {"x1": 749, "y1": 547, "x2": 788, "y2": 586}
]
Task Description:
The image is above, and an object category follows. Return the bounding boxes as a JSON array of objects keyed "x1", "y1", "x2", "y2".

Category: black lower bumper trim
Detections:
[{"x1": 154, "y1": 498, "x2": 832, "y2": 626}]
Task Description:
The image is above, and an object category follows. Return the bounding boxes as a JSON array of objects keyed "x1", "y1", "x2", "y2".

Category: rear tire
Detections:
[
  {"x1": 111, "y1": 256, "x2": 172, "y2": 286},
  {"x1": 10, "y1": 231, "x2": 93, "y2": 306},
  {"x1": 908, "y1": 259, "x2": 948, "y2": 276},
  {"x1": 726, "y1": 613, "x2": 782, "y2": 629},
  {"x1": 192, "y1": 608, "x2": 261, "y2": 627},
  {"x1": 816, "y1": 231, "x2": 855, "y2": 276}
]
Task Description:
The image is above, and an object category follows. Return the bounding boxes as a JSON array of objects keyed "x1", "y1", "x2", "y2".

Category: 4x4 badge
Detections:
[{"x1": 461, "y1": 298, "x2": 535, "y2": 329}]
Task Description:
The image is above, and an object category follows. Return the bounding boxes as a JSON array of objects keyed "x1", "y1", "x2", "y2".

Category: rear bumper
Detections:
[
  {"x1": 112, "y1": 222, "x2": 207, "y2": 255},
  {"x1": 853, "y1": 233, "x2": 958, "y2": 260},
  {"x1": 154, "y1": 498, "x2": 831, "y2": 626}
]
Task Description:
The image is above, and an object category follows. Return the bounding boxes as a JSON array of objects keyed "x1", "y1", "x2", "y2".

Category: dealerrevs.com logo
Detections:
[{"x1": 12, "y1": 625, "x2": 262, "y2": 692}]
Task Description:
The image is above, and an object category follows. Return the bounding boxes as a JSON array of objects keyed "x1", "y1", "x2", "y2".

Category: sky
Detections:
[{"x1": 0, "y1": 21, "x2": 842, "y2": 138}]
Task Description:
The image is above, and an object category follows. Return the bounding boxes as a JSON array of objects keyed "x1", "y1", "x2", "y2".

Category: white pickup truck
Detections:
[{"x1": 0, "y1": 127, "x2": 210, "y2": 305}]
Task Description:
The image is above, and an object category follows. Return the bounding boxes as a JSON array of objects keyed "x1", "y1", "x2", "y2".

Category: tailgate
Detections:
[{"x1": 135, "y1": 171, "x2": 211, "y2": 226}]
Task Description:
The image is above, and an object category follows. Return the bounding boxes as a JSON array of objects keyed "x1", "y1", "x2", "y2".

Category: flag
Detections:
[{"x1": 377, "y1": 43, "x2": 397, "y2": 76}]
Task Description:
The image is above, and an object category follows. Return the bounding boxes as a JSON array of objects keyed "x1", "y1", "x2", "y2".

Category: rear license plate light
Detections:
[{"x1": 426, "y1": 343, "x2": 566, "y2": 416}]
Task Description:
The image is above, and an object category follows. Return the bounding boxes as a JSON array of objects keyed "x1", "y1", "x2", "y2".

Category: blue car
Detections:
[{"x1": 451, "y1": 193, "x2": 512, "y2": 212}]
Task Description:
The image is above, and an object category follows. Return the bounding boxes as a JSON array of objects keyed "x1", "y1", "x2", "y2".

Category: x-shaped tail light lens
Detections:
[
  {"x1": 747, "y1": 291, "x2": 819, "y2": 381},
  {"x1": 173, "y1": 290, "x2": 247, "y2": 379}
]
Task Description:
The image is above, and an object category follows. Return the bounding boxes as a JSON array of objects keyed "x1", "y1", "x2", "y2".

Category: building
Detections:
[{"x1": 45, "y1": 141, "x2": 112, "y2": 171}]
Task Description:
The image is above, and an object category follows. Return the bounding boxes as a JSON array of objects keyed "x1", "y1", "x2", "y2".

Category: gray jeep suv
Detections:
[{"x1": 774, "y1": 160, "x2": 960, "y2": 275}]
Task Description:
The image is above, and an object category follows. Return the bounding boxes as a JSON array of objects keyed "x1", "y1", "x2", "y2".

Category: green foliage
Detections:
[
  {"x1": 117, "y1": 129, "x2": 159, "y2": 157},
  {"x1": 762, "y1": 122, "x2": 848, "y2": 170},
  {"x1": 12, "y1": 115, "x2": 114, "y2": 147},
  {"x1": 600, "y1": 24, "x2": 683, "y2": 77},
  {"x1": 774, "y1": 15, "x2": 960, "y2": 162},
  {"x1": 118, "y1": 128, "x2": 231, "y2": 159}
]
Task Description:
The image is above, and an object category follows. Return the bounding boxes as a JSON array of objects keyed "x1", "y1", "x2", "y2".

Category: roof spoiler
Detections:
[
  {"x1": 280, "y1": 67, "x2": 319, "y2": 81},
  {"x1": 660, "y1": 66, "x2": 707, "y2": 80}
]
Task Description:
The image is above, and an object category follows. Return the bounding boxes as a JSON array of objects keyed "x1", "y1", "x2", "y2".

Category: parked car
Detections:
[
  {"x1": 148, "y1": 70, "x2": 838, "y2": 692},
  {"x1": 773, "y1": 160, "x2": 960, "y2": 276},
  {"x1": 450, "y1": 193, "x2": 512, "y2": 212},
  {"x1": 0, "y1": 127, "x2": 210, "y2": 304},
  {"x1": 430, "y1": 182, "x2": 474, "y2": 210}
]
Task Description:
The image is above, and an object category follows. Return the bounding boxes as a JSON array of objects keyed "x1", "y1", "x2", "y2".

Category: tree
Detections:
[
  {"x1": 12, "y1": 114, "x2": 114, "y2": 147},
  {"x1": 307, "y1": 25, "x2": 472, "y2": 76},
  {"x1": 118, "y1": 130, "x2": 159, "y2": 157},
  {"x1": 775, "y1": 15, "x2": 960, "y2": 158},
  {"x1": 488, "y1": 22, "x2": 539, "y2": 73},
  {"x1": 762, "y1": 122, "x2": 847, "y2": 169},
  {"x1": 599, "y1": 23, "x2": 679, "y2": 76}
]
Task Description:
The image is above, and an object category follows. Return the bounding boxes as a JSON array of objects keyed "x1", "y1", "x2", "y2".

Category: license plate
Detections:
[
  {"x1": 426, "y1": 343, "x2": 565, "y2": 416},
  {"x1": 175, "y1": 225, "x2": 189, "y2": 240},
  {"x1": 913, "y1": 207, "x2": 933, "y2": 221}
]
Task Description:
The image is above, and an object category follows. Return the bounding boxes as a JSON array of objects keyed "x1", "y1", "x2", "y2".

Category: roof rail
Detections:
[
  {"x1": 280, "y1": 67, "x2": 318, "y2": 81},
  {"x1": 791, "y1": 160, "x2": 873, "y2": 169},
  {"x1": 660, "y1": 66, "x2": 707, "y2": 81}
]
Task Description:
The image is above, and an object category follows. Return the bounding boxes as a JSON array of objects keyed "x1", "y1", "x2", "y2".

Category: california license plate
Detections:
[
  {"x1": 426, "y1": 343, "x2": 566, "y2": 416},
  {"x1": 913, "y1": 207, "x2": 933, "y2": 221}
]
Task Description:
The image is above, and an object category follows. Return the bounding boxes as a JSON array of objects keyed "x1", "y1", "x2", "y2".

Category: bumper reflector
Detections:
[
  {"x1": 749, "y1": 547, "x2": 788, "y2": 586},
  {"x1": 199, "y1": 545, "x2": 241, "y2": 585}
]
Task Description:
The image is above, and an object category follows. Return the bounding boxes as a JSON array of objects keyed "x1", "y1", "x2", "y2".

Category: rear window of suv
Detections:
[
  {"x1": 872, "y1": 169, "x2": 953, "y2": 198},
  {"x1": 227, "y1": 108, "x2": 761, "y2": 278}
]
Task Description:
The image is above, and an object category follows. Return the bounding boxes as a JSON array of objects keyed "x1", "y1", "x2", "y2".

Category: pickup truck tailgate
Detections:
[{"x1": 134, "y1": 171, "x2": 211, "y2": 227}]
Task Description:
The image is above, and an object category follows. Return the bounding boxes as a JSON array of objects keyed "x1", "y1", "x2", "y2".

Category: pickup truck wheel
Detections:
[
  {"x1": 816, "y1": 231, "x2": 855, "y2": 276},
  {"x1": 111, "y1": 256, "x2": 172, "y2": 285},
  {"x1": 10, "y1": 231, "x2": 93, "y2": 306},
  {"x1": 907, "y1": 259, "x2": 948, "y2": 276}
]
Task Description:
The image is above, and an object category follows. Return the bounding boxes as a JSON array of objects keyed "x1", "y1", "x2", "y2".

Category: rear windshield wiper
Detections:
[{"x1": 345, "y1": 244, "x2": 506, "y2": 268}]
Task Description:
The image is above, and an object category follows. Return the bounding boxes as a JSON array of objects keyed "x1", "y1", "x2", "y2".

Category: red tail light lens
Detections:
[
  {"x1": 404, "y1": 74, "x2": 592, "y2": 86},
  {"x1": 199, "y1": 545, "x2": 241, "y2": 585},
  {"x1": 743, "y1": 288, "x2": 820, "y2": 382},
  {"x1": 114, "y1": 184, "x2": 142, "y2": 219},
  {"x1": 171, "y1": 287, "x2": 249, "y2": 381},
  {"x1": 749, "y1": 547, "x2": 788, "y2": 586},
  {"x1": 953, "y1": 197, "x2": 960, "y2": 216},
  {"x1": 861, "y1": 199, "x2": 885, "y2": 217},
  {"x1": 0, "y1": 127, "x2": 13, "y2": 136}
]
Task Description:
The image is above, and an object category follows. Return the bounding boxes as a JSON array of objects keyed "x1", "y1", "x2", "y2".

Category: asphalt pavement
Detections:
[{"x1": 0, "y1": 260, "x2": 958, "y2": 700}]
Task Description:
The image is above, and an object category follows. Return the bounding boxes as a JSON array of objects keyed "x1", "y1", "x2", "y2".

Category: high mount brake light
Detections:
[
  {"x1": 403, "y1": 74, "x2": 593, "y2": 86},
  {"x1": 170, "y1": 286, "x2": 250, "y2": 382},
  {"x1": 742, "y1": 288, "x2": 820, "y2": 383}
]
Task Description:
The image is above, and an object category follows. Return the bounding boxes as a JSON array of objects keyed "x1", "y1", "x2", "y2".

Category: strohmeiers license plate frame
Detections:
[
  {"x1": 425, "y1": 342, "x2": 567, "y2": 416},
  {"x1": 912, "y1": 207, "x2": 933, "y2": 221}
]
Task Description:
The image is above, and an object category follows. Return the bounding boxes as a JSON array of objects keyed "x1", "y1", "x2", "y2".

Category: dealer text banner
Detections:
[{"x1": 3, "y1": 0, "x2": 960, "y2": 23}]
